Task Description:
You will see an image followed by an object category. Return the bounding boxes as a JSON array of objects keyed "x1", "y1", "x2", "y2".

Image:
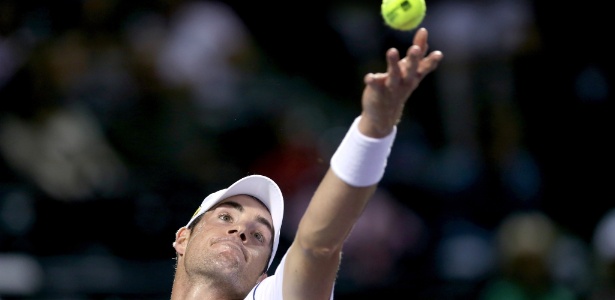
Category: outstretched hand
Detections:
[{"x1": 359, "y1": 27, "x2": 443, "y2": 138}]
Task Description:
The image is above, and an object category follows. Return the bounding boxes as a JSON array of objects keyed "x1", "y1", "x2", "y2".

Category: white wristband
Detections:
[{"x1": 330, "y1": 116, "x2": 397, "y2": 187}]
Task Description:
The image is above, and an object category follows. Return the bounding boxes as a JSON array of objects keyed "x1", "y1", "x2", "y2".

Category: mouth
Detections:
[{"x1": 214, "y1": 239, "x2": 247, "y2": 262}]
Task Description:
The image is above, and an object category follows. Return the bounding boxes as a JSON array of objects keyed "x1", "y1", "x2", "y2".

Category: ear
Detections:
[{"x1": 173, "y1": 227, "x2": 190, "y2": 255}]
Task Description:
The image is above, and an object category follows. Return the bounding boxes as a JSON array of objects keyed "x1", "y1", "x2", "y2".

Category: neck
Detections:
[
  {"x1": 171, "y1": 276, "x2": 246, "y2": 300},
  {"x1": 171, "y1": 264, "x2": 250, "y2": 300}
]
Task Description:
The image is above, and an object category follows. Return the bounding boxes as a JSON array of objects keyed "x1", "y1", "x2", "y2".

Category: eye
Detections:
[
  {"x1": 254, "y1": 232, "x2": 264, "y2": 243},
  {"x1": 218, "y1": 213, "x2": 233, "y2": 222}
]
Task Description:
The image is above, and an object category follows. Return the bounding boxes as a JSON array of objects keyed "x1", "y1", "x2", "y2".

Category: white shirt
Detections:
[{"x1": 245, "y1": 253, "x2": 335, "y2": 299}]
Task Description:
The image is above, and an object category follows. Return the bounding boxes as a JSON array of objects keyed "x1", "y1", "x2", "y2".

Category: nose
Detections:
[{"x1": 228, "y1": 228, "x2": 247, "y2": 242}]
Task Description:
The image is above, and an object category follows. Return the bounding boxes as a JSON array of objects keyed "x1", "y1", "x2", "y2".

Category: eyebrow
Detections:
[{"x1": 217, "y1": 200, "x2": 274, "y2": 236}]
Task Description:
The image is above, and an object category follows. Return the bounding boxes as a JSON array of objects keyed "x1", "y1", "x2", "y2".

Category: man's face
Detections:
[{"x1": 182, "y1": 194, "x2": 274, "y2": 291}]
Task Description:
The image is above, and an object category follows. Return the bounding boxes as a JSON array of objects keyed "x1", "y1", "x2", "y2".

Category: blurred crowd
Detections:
[{"x1": 0, "y1": 0, "x2": 611, "y2": 299}]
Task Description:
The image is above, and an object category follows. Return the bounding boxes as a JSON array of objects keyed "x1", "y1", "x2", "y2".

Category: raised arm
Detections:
[{"x1": 282, "y1": 28, "x2": 443, "y2": 299}]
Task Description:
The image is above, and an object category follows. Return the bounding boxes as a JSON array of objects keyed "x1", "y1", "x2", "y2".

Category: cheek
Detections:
[
  {"x1": 187, "y1": 227, "x2": 215, "y2": 251},
  {"x1": 248, "y1": 246, "x2": 270, "y2": 265}
]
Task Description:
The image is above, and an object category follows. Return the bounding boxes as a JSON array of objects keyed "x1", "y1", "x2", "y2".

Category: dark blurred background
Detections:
[{"x1": 0, "y1": 0, "x2": 612, "y2": 299}]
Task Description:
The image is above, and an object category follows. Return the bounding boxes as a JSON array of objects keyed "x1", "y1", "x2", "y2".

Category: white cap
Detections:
[{"x1": 184, "y1": 175, "x2": 284, "y2": 270}]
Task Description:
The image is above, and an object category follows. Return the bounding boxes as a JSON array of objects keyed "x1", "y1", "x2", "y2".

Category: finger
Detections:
[
  {"x1": 364, "y1": 72, "x2": 388, "y2": 88},
  {"x1": 404, "y1": 45, "x2": 422, "y2": 79},
  {"x1": 364, "y1": 73, "x2": 375, "y2": 85},
  {"x1": 417, "y1": 50, "x2": 444, "y2": 76},
  {"x1": 386, "y1": 48, "x2": 402, "y2": 84},
  {"x1": 412, "y1": 28, "x2": 429, "y2": 55}
]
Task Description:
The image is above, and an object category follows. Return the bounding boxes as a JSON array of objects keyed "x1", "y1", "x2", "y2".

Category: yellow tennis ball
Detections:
[{"x1": 381, "y1": 0, "x2": 426, "y2": 31}]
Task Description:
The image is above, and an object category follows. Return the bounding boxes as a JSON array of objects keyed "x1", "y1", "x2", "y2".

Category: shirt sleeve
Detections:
[{"x1": 245, "y1": 253, "x2": 335, "y2": 300}]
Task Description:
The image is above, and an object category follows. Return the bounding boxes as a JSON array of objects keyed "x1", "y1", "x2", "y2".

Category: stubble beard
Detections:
[{"x1": 189, "y1": 249, "x2": 249, "y2": 294}]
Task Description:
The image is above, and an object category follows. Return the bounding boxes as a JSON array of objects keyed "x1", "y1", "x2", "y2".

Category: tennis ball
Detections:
[{"x1": 381, "y1": 0, "x2": 426, "y2": 31}]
